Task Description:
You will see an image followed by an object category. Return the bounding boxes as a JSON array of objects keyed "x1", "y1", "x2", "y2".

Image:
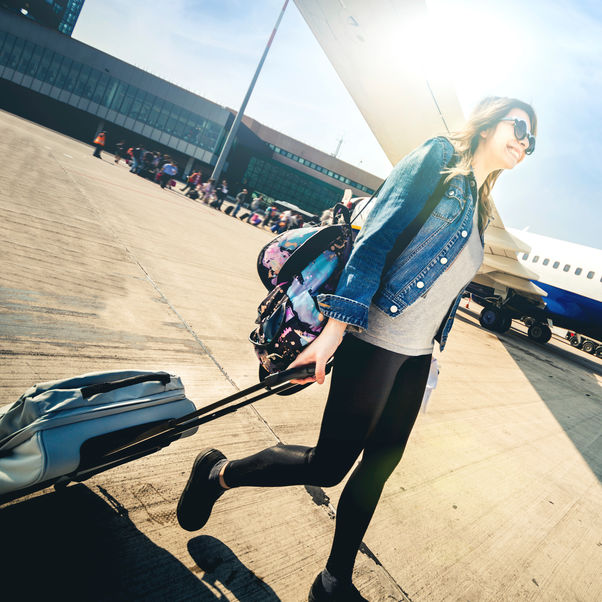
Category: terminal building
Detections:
[
  {"x1": 0, "y1": 8, "x2": 382, "y2": 217},
  {"x1": 1, "y1": 0, "x2": 85, "y2": 36}
]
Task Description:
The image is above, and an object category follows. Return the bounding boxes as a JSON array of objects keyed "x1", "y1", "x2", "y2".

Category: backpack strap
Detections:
[
  {"x1": 331, "y1": 202, "x2": 351, "y2": 224},
  {"x1": 276, "y1": 224, "x2": 347, "y2": 285},
  {"x1": 381, "y1": 155, "x2": 458, "y2": 277}
]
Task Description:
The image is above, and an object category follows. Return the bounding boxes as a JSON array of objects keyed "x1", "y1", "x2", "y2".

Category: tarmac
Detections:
[{"x1": 0, "y1": 109, "x2": 600, "y2": 602}]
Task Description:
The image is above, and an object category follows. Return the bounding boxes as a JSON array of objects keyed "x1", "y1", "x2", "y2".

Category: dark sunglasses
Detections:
[{"x1": 500, "y1": 118, "x2": 536, "y2": 155}]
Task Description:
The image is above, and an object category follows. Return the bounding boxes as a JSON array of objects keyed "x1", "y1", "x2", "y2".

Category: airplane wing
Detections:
[
  {"x1": 295, "y1": 0, "x2": 546, "y2": 305},
  {"x1": 293, "y1": 0, "x2": 465, "y2": 162},
  {"x1": 475, "y1": 203, "x2": 547, "y2": 302}
]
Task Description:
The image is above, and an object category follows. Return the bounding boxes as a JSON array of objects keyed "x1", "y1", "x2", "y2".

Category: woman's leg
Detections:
[
  {"x1": 324, "y1": 353, "x2": 432, "y2": 582},
  {"x1": 223, "y1": 336, "x2": 410, "y2": 489}
]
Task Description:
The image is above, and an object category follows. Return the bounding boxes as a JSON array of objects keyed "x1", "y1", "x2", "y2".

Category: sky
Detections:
[{"x1": 72, "y1": 0, "x2": 601, "y2": 249}]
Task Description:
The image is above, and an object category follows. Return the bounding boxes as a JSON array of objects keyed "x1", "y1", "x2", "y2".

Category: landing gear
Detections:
[
  {"x1": 479, "y1": 308, "x2": 499, "y2": 330},
  {"x1": 479, "y1": 307, "x2": 512, "y2": 333},
  {"x1": 564, "y1": 332, "x2": 601, "y2": 355},
  {"x1": 497, "y1": 312, "x2": 512, "y2": 333},
  {"x1": 527, "y1": 322, "x2": 552, "y2": 344}
]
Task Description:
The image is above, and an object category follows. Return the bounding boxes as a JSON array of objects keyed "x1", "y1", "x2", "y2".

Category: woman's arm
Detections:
[{"x1": 288, "y1": 317, "x2": 347, "y2": 384}]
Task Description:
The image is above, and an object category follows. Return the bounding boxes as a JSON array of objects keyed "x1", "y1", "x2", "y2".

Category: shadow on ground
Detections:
[
  {"x1": 0, "y1": 484, "x2": 278, "y2": 601},
  {"x1": 457, "y1": 309, "x2": 602, "y2": 483},
  {"x1": 188, "y1": 536, "x2": 281, "y2": 601}
]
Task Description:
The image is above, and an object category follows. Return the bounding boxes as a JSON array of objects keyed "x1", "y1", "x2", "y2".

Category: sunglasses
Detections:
[{"x1": 500, "y1": 118, "x2": 536, "y2": 155}]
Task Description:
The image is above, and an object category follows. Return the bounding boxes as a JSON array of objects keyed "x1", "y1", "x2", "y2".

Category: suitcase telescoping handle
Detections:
[
  {"x1": 260, "y1": 363, "x2": 315, "y2": 389},
  {"x1": 101, "y1": 364, "x2": 318, "y2": 461},
  {"x1": 81, "y1": 373, "x2": 171, "y2": 399}
]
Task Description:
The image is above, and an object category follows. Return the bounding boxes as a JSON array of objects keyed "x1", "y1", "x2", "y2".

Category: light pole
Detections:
[{"x1": 210, "y1": 0, "x2": 289, "y2": 183}]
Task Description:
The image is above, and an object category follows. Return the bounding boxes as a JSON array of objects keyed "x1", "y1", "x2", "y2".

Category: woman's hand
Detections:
[{"x1": 287, "y1": 318, "x2": 347, "y2": 385}]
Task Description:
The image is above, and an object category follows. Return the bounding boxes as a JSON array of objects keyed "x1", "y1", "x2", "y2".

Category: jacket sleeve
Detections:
[{"x1": 316, "y1": 137, "x2": 451, "y2": 330}]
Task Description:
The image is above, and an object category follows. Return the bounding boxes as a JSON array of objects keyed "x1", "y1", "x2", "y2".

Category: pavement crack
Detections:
[
  {"x1": 358, "y1": 542, "x2": 413, "y2": 601},
  {"x1": 130, "y1": 257, "x2": 238, "y2": 389},
  {"x1": 53, "y1": 154, "x2": 240, "y2": 391}
]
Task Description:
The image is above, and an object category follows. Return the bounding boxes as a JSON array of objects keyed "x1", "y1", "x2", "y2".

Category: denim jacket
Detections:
[{"x1": 317, "y1": 136, "x2": 484, "y2": 351}]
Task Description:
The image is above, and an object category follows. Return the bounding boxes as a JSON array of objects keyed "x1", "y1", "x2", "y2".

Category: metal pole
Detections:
[{"x1": 210, "y1": 0, "x2": 289, "y2": 183}]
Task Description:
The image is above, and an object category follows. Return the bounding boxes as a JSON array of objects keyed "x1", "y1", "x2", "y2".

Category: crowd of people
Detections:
[
  {"x1": 94, "y1": 132, "x2": 326, "y2": 233},
  {"x1": 93, "y1": 132, "x2": 182, "y2": 189},
  {"x1": 160, "y1": 164, "x2": 316, "y2": 233},
  {"x1": 118, "y1": 143, "x2": 181, "y2": 189}
]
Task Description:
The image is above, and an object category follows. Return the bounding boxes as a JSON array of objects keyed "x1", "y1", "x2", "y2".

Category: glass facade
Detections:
[
  {"x1": 58, "y1": 0, "x2": 86, "y2": 36},
  {"x1": 0, "y1": 20, "x2": 379, "y2": 201},
  {"x1": 268, "y1": 142, "x2": 375, "y2": 194},
  {"x1": 0, "y1": 31, "x2": 227, "y2": 155},
  {"x1": 243, "y1": 156, "x2": 344, "y2": 215},
  {"x1": 2, "y1": 1, "x2": 84, "y2": 37}
]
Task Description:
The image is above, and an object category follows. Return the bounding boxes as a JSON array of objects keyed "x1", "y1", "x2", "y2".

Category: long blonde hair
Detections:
[{"x1": 445, "y1": 96, "x2": 537, "y2": 230}]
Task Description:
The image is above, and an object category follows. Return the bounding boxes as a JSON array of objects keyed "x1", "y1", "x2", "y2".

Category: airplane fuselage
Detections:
[{"x1": 509, "y1": 229, "x2": 602, "y2": 341}]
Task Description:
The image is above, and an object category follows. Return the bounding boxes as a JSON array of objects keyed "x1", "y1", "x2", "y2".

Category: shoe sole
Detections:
[{"x1": 177, "y1": 448, "x2": 223, "y2": 531}]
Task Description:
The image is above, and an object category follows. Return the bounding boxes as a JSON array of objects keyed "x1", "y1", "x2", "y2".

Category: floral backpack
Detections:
[
  {"x1": 250, "y1": 204, "x2": 354, "y2": 378},
  {"x1": 249, "y1": 158, "x2": 455, "y2": 380}
]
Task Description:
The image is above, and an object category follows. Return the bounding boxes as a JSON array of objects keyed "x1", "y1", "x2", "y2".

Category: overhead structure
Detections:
[{"x1": 293, "y1": 0, "x2": 465, "y2": 163}]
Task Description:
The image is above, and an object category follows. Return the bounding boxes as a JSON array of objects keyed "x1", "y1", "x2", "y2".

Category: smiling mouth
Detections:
[{"x1": 507, "y1": 146, "x2": 521, "y2": 162}]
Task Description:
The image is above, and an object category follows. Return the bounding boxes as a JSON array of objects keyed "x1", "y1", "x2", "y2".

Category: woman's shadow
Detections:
[
  {"x1": 0, "y1": 484, "x2": 279, "y2": 601},
  {"x1": 188, "y1": 536, "x2": 280, "y2": 601}
]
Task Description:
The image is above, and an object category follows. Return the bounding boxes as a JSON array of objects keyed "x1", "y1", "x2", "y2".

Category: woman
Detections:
[
  {"x1": 177, "y1": 97, "x2": 537, "y2": 601},
  {"x1": 200, "y1": 178, "x2": 215, "y2": 203}
]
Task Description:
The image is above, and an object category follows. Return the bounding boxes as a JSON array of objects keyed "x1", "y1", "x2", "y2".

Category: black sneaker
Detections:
[
  {"x1": 177, "y1": 448, "x2": 227, "y2": 531},
  {"x1": 308, "y1": 572, "x2": 368, "y2": 601}
]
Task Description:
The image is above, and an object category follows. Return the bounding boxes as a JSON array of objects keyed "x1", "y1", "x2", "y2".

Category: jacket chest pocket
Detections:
[{"x1": 432, "y1": 187, "x2": 464, "y2": 223}]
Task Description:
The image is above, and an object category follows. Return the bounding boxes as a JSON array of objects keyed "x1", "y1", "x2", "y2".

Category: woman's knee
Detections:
[
  {"x1": 306, "y1": 448, "x2": 357, "y2": 487},
  {"x1": 360, "y1": 445, "x2": 406, "y2": 484}
]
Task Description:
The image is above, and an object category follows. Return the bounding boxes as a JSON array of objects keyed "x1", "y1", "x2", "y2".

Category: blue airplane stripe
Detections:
[{"x1": 533, "y1": 281, "x2": 602, "y2": 323}]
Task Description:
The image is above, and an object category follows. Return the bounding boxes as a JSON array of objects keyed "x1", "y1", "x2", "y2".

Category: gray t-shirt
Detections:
[{"x1": 353, "y1": 208, "x2": 483, "y2": 355}]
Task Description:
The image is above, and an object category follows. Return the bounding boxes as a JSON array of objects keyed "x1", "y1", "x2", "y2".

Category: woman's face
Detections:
[{"x1": 482, "y1": 108, "x2": 533, "y2": 170}]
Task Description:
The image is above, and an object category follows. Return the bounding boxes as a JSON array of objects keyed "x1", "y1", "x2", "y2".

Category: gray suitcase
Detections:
[{"x1": 0, "y1": 370, "x2": 197, "y2": 503}]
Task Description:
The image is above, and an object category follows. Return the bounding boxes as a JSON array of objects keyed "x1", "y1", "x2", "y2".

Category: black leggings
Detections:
[{"x1": 223, "y1": 334, "x2": 432, "y2": 581}]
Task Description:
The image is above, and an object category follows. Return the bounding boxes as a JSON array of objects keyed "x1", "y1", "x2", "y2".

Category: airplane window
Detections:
[
  {"x1": 532, "y1": 256, "x2": 539, "y2": 263},
  {"x1": 575, "y1": 268, "x2": 582, "y2": 275},
  {"x1": 542, "y1": 258, "x2": 550, "y2": 265},
  {"x1": 563, "y1": 264, "x2": 570, "y2": 272},
  {"x1": 522, "y1": 253, "x2": 529, "y2": 260},
  {"x1": 587, "y1": 271, "x2": 594, "y2": 279},
  {"x1": 553, "y1": 261, "x2": 560, "y2": 268}
]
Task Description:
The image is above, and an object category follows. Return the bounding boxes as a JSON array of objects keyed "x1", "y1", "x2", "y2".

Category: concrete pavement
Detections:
[{"x1": 0, "y1": 109, "x2": 600, "y2": 601}]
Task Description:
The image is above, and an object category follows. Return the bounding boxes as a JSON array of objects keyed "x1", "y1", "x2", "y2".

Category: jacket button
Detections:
[
  {"x1": 416, "y1": 281, "x2": 425, "y2": 289},
  {"x1": 461, "y1": 230, "x2": 468, "y2": 237},
  {"x1": 440, "y1": 257, "x2": 448, "y2": 264},
  {"x1": 390, "y1": 305, "x2": 398, "y2": 313},
  {"x1": 449, "y1": 190, "x2": 455, "y2": 196}
]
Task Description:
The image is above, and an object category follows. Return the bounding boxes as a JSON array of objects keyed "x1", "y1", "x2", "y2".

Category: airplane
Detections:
[
  {"x1": 470, "y1": 228, "x2": 602, "y2": 346},
  {"x1": 294, "y1": 0, "x2": 602, "y2": 354}
]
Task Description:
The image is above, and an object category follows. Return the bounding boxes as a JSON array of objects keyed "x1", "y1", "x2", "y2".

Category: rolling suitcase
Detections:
[{"x1": 0, "y1": 365, "x2": 315, "y2": 504}]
